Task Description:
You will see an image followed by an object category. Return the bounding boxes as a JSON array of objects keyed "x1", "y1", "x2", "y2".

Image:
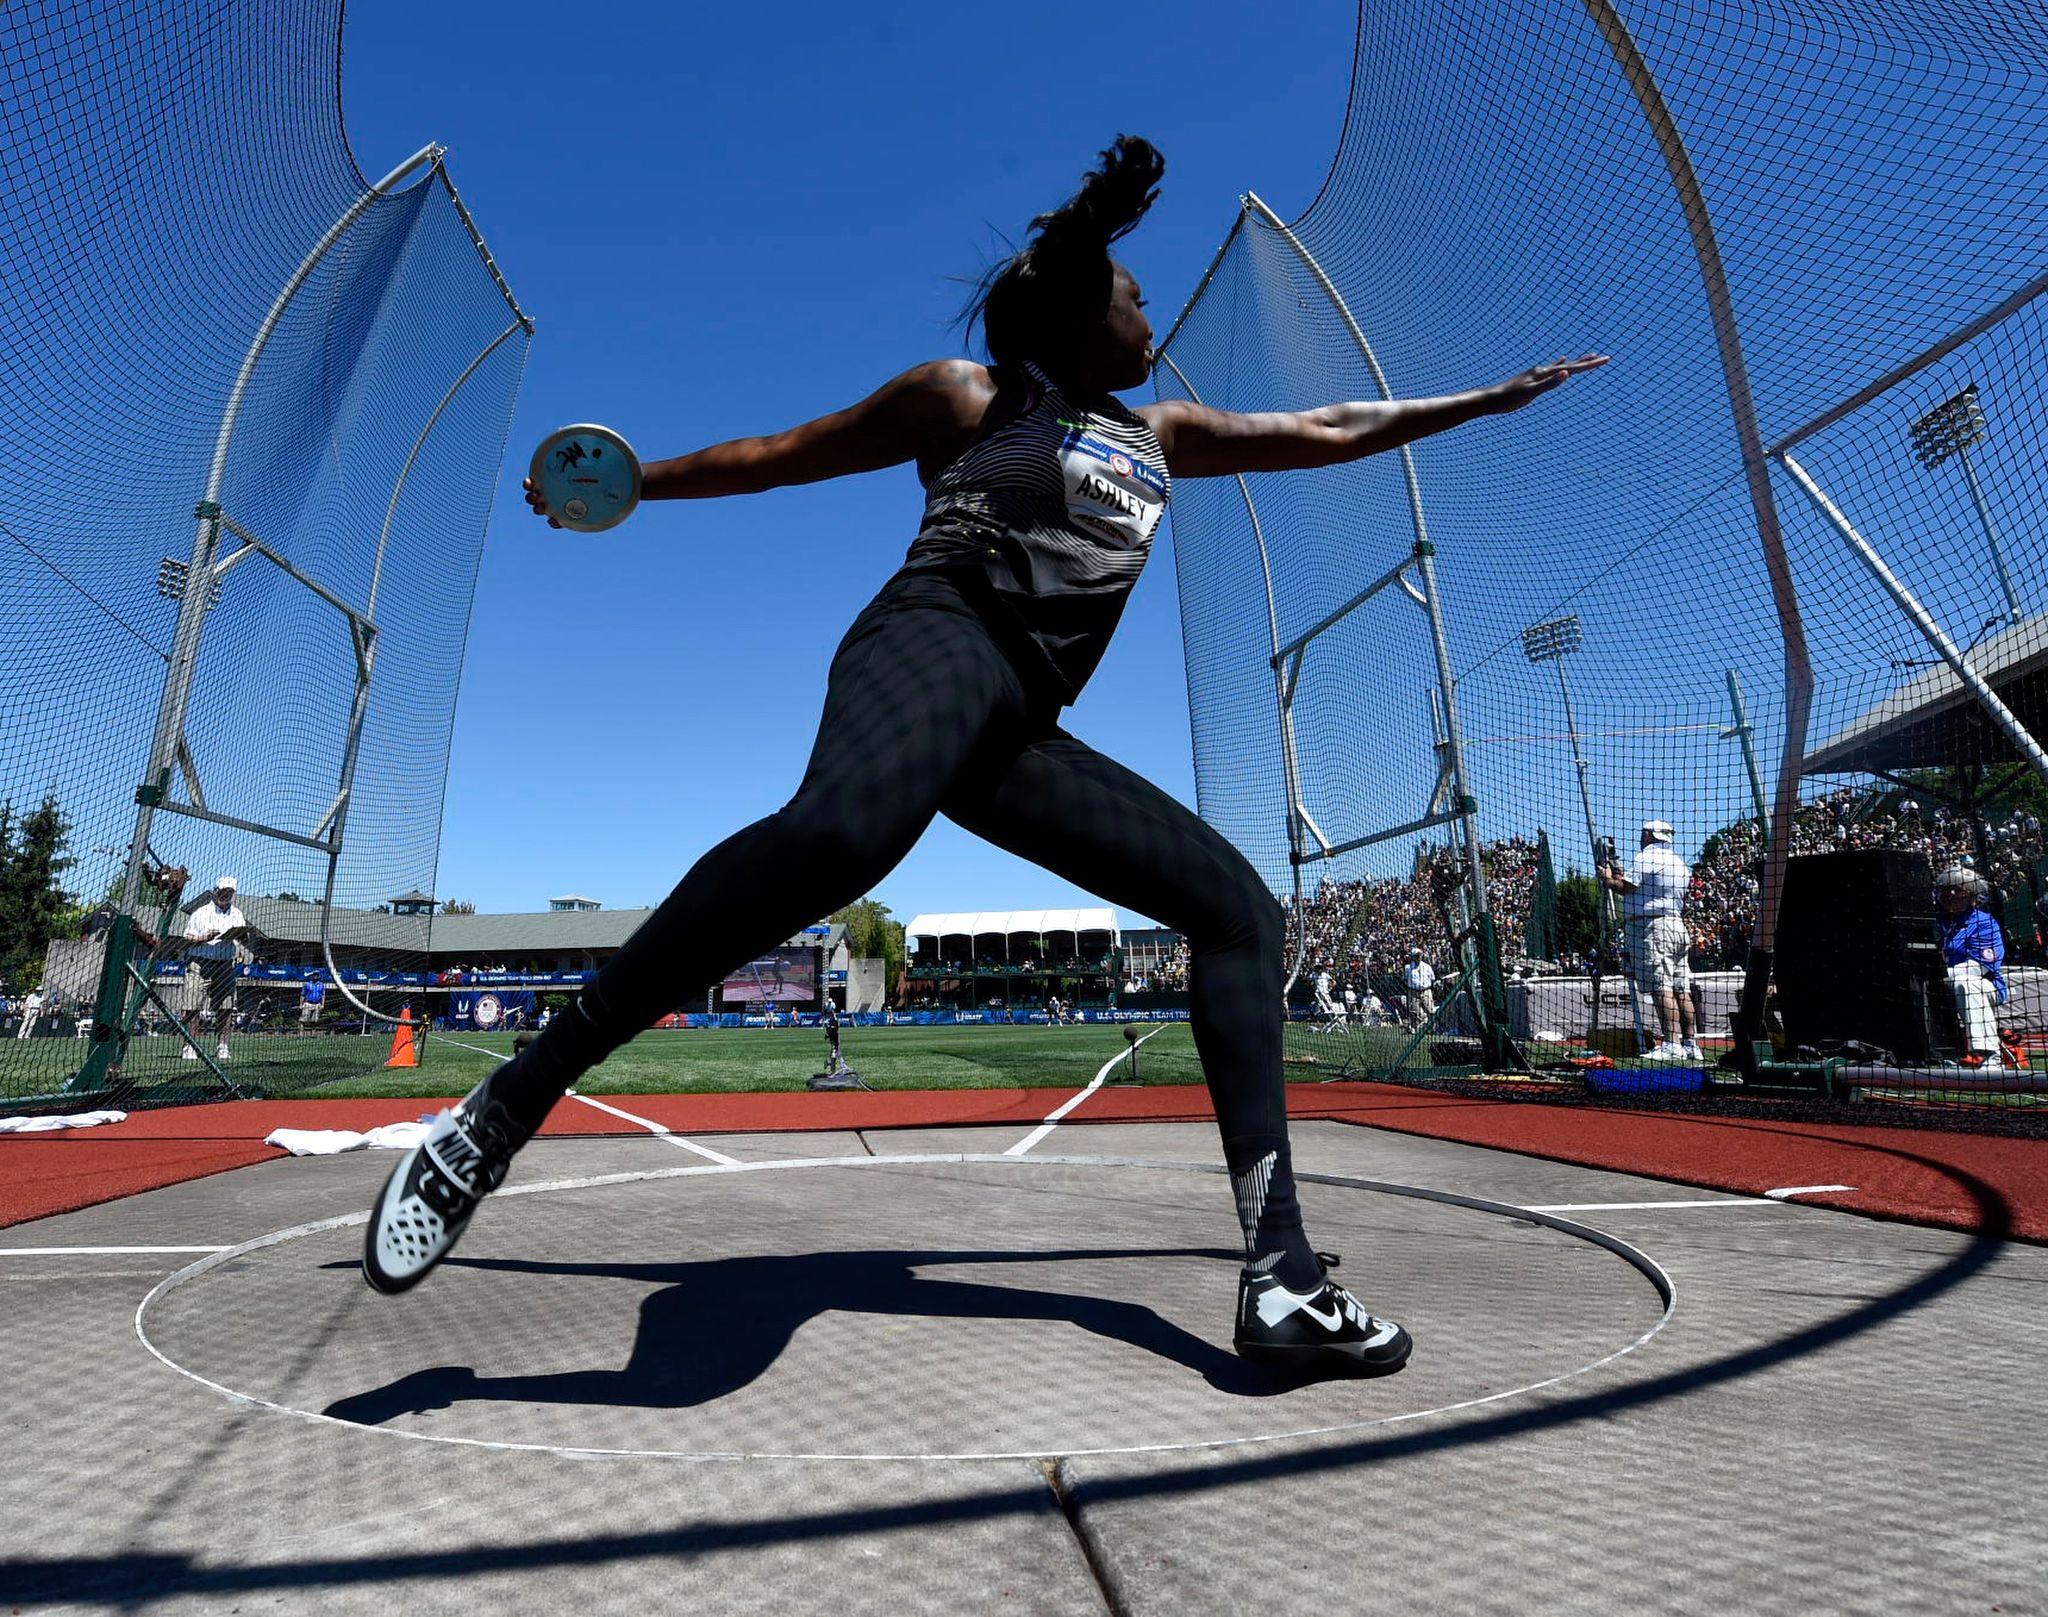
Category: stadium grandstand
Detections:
[{"x1": 898, "y1": 910, "x2": 1192, "y2": 1013}]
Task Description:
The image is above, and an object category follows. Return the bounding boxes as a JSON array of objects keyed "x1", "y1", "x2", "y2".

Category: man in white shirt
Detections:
[
  {"x1": 15, "y1": 986, "x2": 45, "y2": 1039},
  {"x1": 183, "y1": 875, "x2": 252, "y2": 1062},
  {"x1": 1402, "y1": 948, "x2": 1437, "y2": 1027},
  {"x1": 1311, "y1": 964, "x2": 1341, "y2": 1023},
  {"x1": 1600, "y1": 820, "x2": 1698, "y2": 1059}
]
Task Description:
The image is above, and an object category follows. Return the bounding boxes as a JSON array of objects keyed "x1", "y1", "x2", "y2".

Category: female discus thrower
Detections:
[{"x1": 364, "y1": 137, "x2": 1605, "y2": 1374}]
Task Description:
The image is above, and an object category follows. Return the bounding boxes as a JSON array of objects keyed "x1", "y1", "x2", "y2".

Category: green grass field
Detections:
[
  {"x1": 342, "y1": 1019, "x2": 1426, "y2": 1100},
  {"x1": 338, "y1": 1021, "x2": 1222, "y2": 1099},
  {"x1": 1, "y1": 1019, "x2": 1425, "y2": 1109}
]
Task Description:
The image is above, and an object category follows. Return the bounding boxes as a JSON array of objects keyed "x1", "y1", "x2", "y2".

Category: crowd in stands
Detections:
[
  {"x1": 1684, "y1": 787, "x2": 2044, "y2": 964},
  {"x1": 1282, "y1": 835, "x2": 1545, "y2": 996},
  {"x1": 1278, "y1": 789, "x2": 2046, "y2": 990}
]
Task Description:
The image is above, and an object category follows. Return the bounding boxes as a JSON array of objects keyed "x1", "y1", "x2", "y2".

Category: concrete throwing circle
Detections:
[{"x1": 137, "y1": 1153, "x2": 1674, "y2": 1461}]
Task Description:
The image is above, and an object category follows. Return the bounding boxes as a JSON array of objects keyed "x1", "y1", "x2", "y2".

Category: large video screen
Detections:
[{"x1": 719, "y1": 946, "x2": 819, "y2": 1005}]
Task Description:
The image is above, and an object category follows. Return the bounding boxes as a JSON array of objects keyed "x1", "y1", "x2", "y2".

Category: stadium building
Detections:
[{"x1": 903, "y1": 909, "x2": 1128, "y2": 1012}]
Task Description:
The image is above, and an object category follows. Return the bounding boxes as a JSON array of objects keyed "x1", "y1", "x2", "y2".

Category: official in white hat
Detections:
[
  {"x1": 1598, "y1": 820, "x2": 1698, "y2": 1060},
  {"x1": 181, "y1": 875, "x2": 252, "y2": 1062}
]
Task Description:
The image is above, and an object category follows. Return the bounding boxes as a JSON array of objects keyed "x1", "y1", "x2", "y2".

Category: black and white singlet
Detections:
[{"x1": 899, "y1": 361, "x2": 1170, "y2": 702}]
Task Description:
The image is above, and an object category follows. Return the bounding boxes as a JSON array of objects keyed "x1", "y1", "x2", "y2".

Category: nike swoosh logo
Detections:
[{"x1": 1255, "y1": 1285, "x2": 1349, "y2": 1331}]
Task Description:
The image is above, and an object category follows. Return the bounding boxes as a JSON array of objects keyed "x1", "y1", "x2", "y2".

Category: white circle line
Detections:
[{"x1": 134, "y1": 1152, "x2": 1677, "y2": 1463}]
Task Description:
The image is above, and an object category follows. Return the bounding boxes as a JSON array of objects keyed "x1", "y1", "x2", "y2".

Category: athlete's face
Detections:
[{"x1": 1089, "y1": 264, "x2": 1155, "y2": 391}]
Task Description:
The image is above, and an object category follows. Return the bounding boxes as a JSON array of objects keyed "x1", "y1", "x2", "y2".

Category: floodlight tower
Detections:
[
  {"x1": 1522, "y1": 615, "x2": 1604, "y2": 884},
  {"x1": 1523, "y1": 614, "x2": 1642, "y2": 1048},
  {"x1": 1911, "y1": 384, "x2": 2022, "y2": 627}
]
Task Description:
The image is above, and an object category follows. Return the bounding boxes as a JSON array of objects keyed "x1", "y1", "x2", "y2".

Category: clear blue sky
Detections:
[{"x1": 335, "y1": 1, "x2": 1359, "y2": 924}]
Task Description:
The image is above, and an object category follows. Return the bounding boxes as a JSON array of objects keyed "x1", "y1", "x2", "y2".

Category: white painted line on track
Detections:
[
  {"x1": 563, "y1": 1091, "x2": 740, "y2": 1165},
  {"x1": 0, "y1": 1245, "x2": 232, "y2": 1255},
  {"x1": 1765, "y1": 1183, "x2": 1856, "y2": 1199},
  {"x1": 1004, "y1": 1026, "x2": 1164, "y2": 1156},
  {"x1": 1520, "y1": 1199, "x2": 1779, "y2": 1212}
]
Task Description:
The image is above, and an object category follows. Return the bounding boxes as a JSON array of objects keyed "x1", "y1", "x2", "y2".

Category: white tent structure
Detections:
[
  {"x1": 902, "y1": 910, "x2": 1121, "y2": 1008},
  {"x1": 903, "y1": 910, "x2": 1119, "y2": 966}
]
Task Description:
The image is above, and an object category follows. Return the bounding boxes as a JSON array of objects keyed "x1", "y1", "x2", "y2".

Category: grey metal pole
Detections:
[
  {"x1": 1154, "y1": 343, "x2": 1315, "y2": 997},
  {"x1": 1583, "y1": 0, "x2": 1813, "y2": 1070},
  {"x1": 1779, "y1": 452, "x2": 2048, "y2": 785},
  {"x1": 1581, "y1": 2, "x2": 1810, "y2": 939},
  {"x1": 319, "y1": 316, "x2": 531, "y2": 1026},
  {"x1": 1555, "y1": 657, "x2": 1603, "y2": 886},
  {"x1": 119, "y1": 143, "x2": 444, "y2": 915},
  {"x1": 1723, "y1": 670, "x2": 1770, "y2": 833},
  {"x1": 1240, "y1": 192, "x2": 1492, "y2": 932},
  {"x1": 1955, "y1": 444, "x2": 2024, "y2": 626},
  {"x1": 1555, "y1": 655, "x2": 1646, "y2": 1050}
]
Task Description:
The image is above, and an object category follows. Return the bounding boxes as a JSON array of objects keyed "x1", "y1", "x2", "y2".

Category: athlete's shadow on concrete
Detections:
[{"x1": 323, "y1": 1246, "x2": 1297, "y2": 1426}]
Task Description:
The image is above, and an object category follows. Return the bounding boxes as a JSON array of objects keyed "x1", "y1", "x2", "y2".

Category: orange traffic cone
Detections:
[{"x1": 383, "y1": 1004, "x2": 419, "y2": 1069}]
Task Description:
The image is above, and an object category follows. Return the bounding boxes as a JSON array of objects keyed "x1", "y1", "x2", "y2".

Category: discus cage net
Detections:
[
  {"x1": 0, "y1": 1, "x2": 530, "y2": 1111},
  {"x1": 1157, "y1": 0, "x2": 2048, "y2": 1128}
]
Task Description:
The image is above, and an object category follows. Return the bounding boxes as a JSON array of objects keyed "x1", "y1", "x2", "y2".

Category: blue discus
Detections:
[{"x1": 529, "y1": 423, "x2": 642, "y2": 533}]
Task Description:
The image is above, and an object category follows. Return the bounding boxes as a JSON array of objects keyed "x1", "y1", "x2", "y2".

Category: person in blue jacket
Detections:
[{"x1": 1937, "y1": 864, "x2": 2006, "y2": 1067}]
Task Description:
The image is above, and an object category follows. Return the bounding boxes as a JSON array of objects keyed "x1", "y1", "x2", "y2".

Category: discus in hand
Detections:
[{"x1": 528, "y1": 424, "x2": 642, "y2": 532}]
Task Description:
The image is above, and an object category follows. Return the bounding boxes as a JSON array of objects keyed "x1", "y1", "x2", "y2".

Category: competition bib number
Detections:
[{"x1": 1058, "y1": 423, "x2": 1166, "y2": 549}]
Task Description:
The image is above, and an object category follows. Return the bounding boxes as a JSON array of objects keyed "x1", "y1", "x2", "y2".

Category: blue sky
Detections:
[{"x1": 333, "y1": 2, "x2": 1361, "y2": 925}]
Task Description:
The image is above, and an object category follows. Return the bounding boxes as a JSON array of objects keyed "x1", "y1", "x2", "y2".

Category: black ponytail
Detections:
[{"x1": 966, "y1": 135, "x2": 1164, "y2": 374}]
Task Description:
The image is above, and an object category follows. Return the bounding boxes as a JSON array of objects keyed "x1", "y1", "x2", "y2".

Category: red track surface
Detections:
[{"x1": 3, "y1": 1082, "x2": 2042, "y2": 1239}]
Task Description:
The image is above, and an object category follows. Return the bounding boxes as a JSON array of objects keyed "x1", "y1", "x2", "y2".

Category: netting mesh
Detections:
[
  {"x1": 1158, "y1": 0, "x2": 2048, "y2": 1123},
  {"x1": 0, "y1": 2, "x2": 529, "y2": 1108}
]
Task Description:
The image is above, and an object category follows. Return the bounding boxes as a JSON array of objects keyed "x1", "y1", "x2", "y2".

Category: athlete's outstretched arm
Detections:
[
  {"x1": 1139, "y1": 355, "x2": 1608, "y2": 479},
  {"x1": 523, "y1": 360, "x2": 983, "y2": 524}
]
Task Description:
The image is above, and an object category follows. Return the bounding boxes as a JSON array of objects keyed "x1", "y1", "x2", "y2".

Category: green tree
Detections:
[
  {"x1": 1556, "y1": 871, "x2": 1602, "y2": 961},
  {"x1": 0, "y1": 793, "x2": 75, "y2": 986},
  {"x1": 828, "y1": 897, "x2": 905, "y2": 1001}
]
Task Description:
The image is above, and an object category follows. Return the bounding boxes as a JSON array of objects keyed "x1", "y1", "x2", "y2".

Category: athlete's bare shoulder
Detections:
[
  {"x1": 904, "y1": 358, "x2": 1011, "y2": 482},
  {"x1": 894, "y1": 358, "x2": 998, "y2": 420}
]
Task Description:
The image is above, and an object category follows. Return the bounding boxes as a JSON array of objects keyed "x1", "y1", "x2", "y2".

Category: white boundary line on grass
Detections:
[
  {"x1": 426, "y1": 1034, "x2": 740, "y2": 1166},
  {"x1": 1004, "y1": 1025, "x2": 1166, "y2": 1157}
]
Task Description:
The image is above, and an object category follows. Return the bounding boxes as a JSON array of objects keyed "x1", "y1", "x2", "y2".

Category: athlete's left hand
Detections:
[{"x1": 1487, "y1": 354, "x2": 1610, "y2": 412}]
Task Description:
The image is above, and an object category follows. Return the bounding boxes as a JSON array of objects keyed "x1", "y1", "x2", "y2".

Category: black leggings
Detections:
[{"x1": 501, "y1": 571, "x2": 1310, "y2": 1266}]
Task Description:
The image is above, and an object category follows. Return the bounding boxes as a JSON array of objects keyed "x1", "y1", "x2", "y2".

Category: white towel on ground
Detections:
[
  {"x1": 0, "y1": 1110, "x2": 129, "y2": 1133},
  {"x1": 264, "y1": 1120, "x2": 433, "y2": 1157}
]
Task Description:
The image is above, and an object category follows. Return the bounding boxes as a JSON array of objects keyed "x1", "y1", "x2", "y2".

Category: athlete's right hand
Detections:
[{"x1": 521, "y1": 476, "x2": 562, "y2": 530}]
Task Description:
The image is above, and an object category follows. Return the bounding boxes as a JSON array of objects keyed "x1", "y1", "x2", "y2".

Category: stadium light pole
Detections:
[
  {"x1": 1521, "y1": 616, "x2": 1643, "y2": 1049},
  {"x1": 1910, "y1": 384, "x2": 2022, "y2": 627},
  {"x1": 1520, "y1": 616, "x2": 1604, "y2": 887}
]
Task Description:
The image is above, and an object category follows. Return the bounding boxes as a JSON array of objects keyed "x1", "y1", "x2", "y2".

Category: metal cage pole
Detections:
[
  {"x1": 1583, "y1": 0, "x2": 1814, "y2": 1064},
  {"x1": 1723, "y1": 670, "x2": 1771, "y2": 834},
  {"x1": 1153, "y1": 344, "x2": 1315, "y2": 995},
  {"x1": 119, "y1": 143, "x2": 444, "y2": 917},
  {"x1": 1239, "y1": 192, "x2": 1510, "y2": 1060},
  {"x1": 1777, "y1": 452, "x2": 2048, "y2": 785},
  {"x1": 318, "y1": 315, "x2": 532, "y2": 1026},
  {"x1": 1239, "y1": 195, "x2": 1488, "y2": 910}
]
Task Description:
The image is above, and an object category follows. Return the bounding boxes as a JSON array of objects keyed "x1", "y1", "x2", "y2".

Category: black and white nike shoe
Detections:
[
  {"x1": 1234, "y1": 1253, "x2": 1412, "y2": 1375},
  {"x1": 362, "y1": 1077, "x2": 529, "y2": 1294}
]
